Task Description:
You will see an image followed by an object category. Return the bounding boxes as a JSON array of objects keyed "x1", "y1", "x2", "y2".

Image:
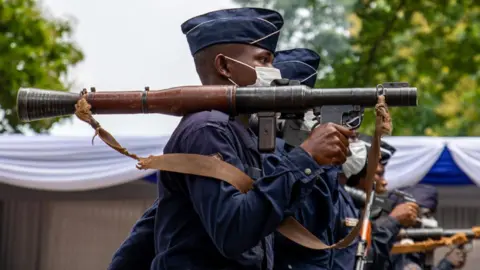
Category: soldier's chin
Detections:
[{"x1": 376, "y1": 188, "x2": 387, "y2": 195}]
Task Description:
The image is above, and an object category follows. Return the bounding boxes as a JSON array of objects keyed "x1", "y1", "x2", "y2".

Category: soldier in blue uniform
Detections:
[
  {"x1": 389, "y1": 184, "x2": 467, "y2": 270},
  {"x1": 263, "y1": 49, "x2": 407, "y2": 270},
  {"x1": 109, "y1": 8, "x2": 354, "y2": 270},
  {"x1": 334, "y1": 137, "x2": 420, "y2": 270},
  {"x1": 263, "y1": 48, "x2": 340, "y2": 270}
]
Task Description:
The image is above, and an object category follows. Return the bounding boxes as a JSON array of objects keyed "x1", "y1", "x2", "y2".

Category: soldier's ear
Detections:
[{"x1": 214, "y1": 54, "x2": 232, "y2": 79}]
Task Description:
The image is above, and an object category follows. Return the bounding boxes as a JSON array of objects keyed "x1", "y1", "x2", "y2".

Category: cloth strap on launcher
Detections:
[{"x1": 73, "y1": 87, "x2": 392, "y2": 250}]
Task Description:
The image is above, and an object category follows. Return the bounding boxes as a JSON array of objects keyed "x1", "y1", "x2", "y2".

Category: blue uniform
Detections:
[
  {"x1": 264, "y1": 49, "x2": 340, "y2": 270},
  {"x1": 389, "y1": 185, "x2": 454, "y2": 270},
  {"x1": 331, "y1": 185, "x2": 402, "y2": 270},
  {"x1": 331, "y1": 137, "x2": 402, "y2": 270},
  {"x1": 151, "y1": 111, "x2": 323, "y2": 269},
  {"x1": 263, "y1": 139, "x2": 339, "y2": 270},
  {"x1": 332, "y1": 185, "x2": 359, "y2": 270},
  {"x1": 364, "y1": 214, "x2": 403, "y2": 269}
]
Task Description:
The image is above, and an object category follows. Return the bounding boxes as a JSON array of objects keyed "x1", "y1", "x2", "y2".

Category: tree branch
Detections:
[{"x1": 353, "y1": 0, "x2": 407, "y2": 84}]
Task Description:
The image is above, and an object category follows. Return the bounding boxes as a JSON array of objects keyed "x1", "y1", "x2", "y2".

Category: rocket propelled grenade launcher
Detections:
[
  {"x1": 17, "y1": 83, "x2": 417, "y2": 152},
  {"x1": 397, "y1": 227, "x2": 480, "y2": 241}
]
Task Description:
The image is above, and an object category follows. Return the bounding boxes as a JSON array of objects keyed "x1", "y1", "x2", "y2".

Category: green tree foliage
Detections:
[
  {"x1": 0, "y1": 0, "x2": 83, "y2": 133},
  {"x1": 234, "y1": 0, "x2": 355, "y2": 75},
  {"x1": 234, "y1": 0, "x2": 480, "y2": 136}
]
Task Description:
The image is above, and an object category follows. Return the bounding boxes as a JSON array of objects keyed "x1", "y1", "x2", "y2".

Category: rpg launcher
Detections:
[
  {"x1": 17, "y1": 81, "x2": 417, "y2": 153},
  {"x1": 397, "y1": 227, "x2": 480, "y2": 241},
  {"x1": 268, "y1": 81, "x2": 417, "y2": 147}
]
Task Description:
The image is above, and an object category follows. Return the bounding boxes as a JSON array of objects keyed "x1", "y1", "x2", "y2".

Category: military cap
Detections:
[
  {"x1": 181, "y1": 8, "x2": 284, "y2": 55},
  {"x1": 358, "y1": 134, "x2": 397, "y2": 165},
  {"x1": 393, "y1": 184, "x2": 439, "y2": 212},
  {"x1": 273, "y1": 48, "x2": 320, "y2": 88}
]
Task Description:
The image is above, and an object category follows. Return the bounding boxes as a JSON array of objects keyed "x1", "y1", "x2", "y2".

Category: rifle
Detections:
[
  {"x1": 397, "y1": 227, "x2": 480, "y2": 241},
  {"x1": 355, "y1": 182, "x2": 376, "y2": 270},
  {"x1": 390, "y1": 189, "x2": 416, "y2": 203},
  {"x1": 392, "y1": 227, "x2": 480, "y2": 254},
  {"x1": 345, "y1": 186, "x2": 439, "y2": 228},
  {"x1": 344, "y1": 186, "x2": 394, "y2": 214},
  {"x1": 18, "y1": 83, "x2": 417, "y2": 153}
]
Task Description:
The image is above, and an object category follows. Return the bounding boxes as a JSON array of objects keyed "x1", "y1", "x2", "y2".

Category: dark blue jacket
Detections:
[
  {"x1": 332, "y1": 186, "x2": 402, "y2": 270},
  {"x1": 264, "y1": 139, "x2": 339, "y2": 270},
  {"x1": 148, "y1": 111, "x2": 323, "y2": 270},
  {"x1": 109, "y1": 113, "x2": 329, "y2": 270},
  {"x1": 332, "y1": 185, "x2": 359, "y2": 270}
]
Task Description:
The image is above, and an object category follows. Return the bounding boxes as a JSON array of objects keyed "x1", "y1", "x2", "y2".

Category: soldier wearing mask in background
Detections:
[
  {"x1": 390, "y1": 184, "x2": 468, "y2": 270},
  {"x1": 335, "y1": 138, "x2": 419, "y2": 269},
  {"x1": 261, "y1": 48, "x2": 341, "y2": 269}
]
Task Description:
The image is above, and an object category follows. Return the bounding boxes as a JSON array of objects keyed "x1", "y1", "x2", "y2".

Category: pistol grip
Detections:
[{"x1": 257, "y1": 112, "x2": 276, "y2": 153}]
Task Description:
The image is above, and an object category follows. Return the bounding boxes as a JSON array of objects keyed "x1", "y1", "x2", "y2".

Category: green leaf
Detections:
[
  {"x1": 234, "y1": 0, "x2": 480, "y2": 136},
  {"x1": 0, "y1": 0, "x2": 84, "y2": 134}
]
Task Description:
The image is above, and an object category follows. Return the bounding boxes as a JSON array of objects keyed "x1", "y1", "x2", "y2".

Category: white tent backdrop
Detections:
[
  {"x1": 0, "y1": 135, "x2": 478, "y2": 191},
  {"x1": 0, "y1": 135, "x2": 164, "y2": 191}
]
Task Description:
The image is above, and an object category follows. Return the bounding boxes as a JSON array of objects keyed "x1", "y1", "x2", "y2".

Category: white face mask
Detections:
[
  {"x1": 420, "y1": 217, "x2": 439, "y2": 228},
  {"x1": 342, "y1": 140, "x2": 367, "y2": 178},
  {"x1": 301, "y1": 110, "x2": 317, "y2": 131},
  {"x1": 224, "y1": 56, "x2": 282, "y2": 87}
]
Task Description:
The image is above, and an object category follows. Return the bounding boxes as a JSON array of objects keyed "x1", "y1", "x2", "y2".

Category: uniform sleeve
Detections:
[
  {"x1": 181, "y1": 125, "x2": 323, "y2": 258},
  {"x1": 366, "y1": 215, "x2": 402, "y2": 269},
  {"x1": 108, "y1": 199, "x2": 158, "y2": 270}
]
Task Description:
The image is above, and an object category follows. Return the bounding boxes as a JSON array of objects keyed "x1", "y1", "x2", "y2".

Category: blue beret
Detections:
[
  {"x1": 391, "y1": 184, "x2": 439, "y2": 212},
  {"x1": 358, "y1": 134, "x2": 397, "y2": 165},
  {"x1": 181, "y1": 8, "x2": 284, "y2": 55},
  {"x1": 273, "y1": 48, "x2": 321, "y2": 88}
]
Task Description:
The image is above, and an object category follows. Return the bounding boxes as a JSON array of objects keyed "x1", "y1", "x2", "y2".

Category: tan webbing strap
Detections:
[
  {"x1": 73, "y1": 88, "x2": 391, "y2": 250},
  {"x1": 472, "y1": 226, "x2": 480, "y2": 238}
]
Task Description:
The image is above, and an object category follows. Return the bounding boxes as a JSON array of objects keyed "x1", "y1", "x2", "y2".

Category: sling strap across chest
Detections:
[{"x1": 73, "y1": 87, "x2": 392, "y2": 250}]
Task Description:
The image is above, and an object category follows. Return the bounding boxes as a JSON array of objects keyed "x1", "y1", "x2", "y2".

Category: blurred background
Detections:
[{"x1": 0, "y1": 0, "x2": 479, "y2": 269}]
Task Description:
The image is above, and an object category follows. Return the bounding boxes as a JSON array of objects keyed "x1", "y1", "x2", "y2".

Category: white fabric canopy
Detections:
[
  {"x1": 447, "y1": 137, "x2": 480, "y2": 187},
  {"x1": 0, "y1": 135, "x2": 167, "y2": 191},
  {"x1": 382, "y1": 137, "x2": 446, "y2": 189},
  {"x1": 0, "y1": 135, "x2": 479, "y2": 191}
]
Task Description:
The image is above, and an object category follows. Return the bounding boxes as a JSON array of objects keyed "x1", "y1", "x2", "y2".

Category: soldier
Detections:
[
  {"x1": 264, "y1": 50, "x2": 406, "y2": 269},
  {"x1": 110, "y1": 8, "x2": 353, "y2": 270},
  {"x1": 390, "y1": 184, "x2": 468, "y2": 270},
  {"x1": 336, "y1": 137, "x2": 419, "y2": 269},
  {"x1": 263, "y1": 48, "x2": 340, "y2": 269}
]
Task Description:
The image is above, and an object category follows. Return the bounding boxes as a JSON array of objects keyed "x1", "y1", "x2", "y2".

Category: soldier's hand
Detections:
[
  {"x1": 445, "y1": 248, "x2": 467, "y2": 268},
  {"x1": 300, "y1": 123, "x2": 354, "y2": 165},
  {"x1": 389, "y1": 202, "x2": 419, "y2": 227}
]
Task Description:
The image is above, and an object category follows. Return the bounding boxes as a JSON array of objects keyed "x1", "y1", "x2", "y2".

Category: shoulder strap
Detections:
[{"x1": 73, "y1": 91, "x2": 392, "y2": 250}]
